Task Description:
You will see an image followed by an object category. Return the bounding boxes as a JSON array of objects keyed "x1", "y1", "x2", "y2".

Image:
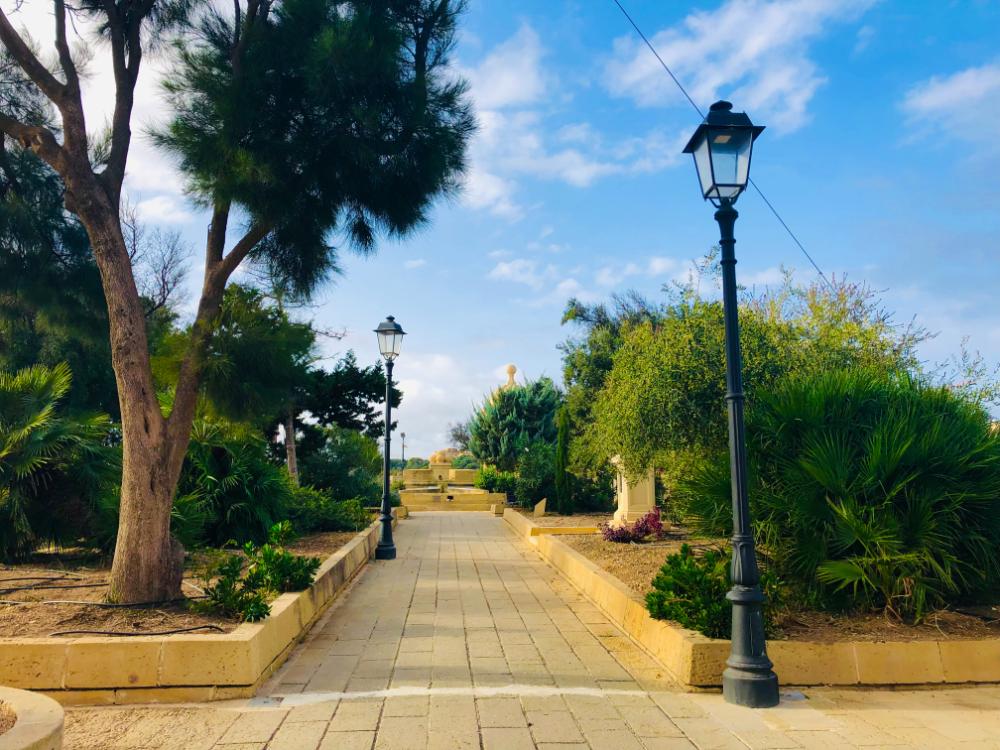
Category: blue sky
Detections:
[{"x1": 19, "y1": 0, "x2": 1000, "y2": 458}]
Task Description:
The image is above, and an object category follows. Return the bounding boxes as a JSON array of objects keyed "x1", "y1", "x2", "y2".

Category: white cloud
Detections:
[
  {"x1": 463, "y1": 25, "x2": 547, "y2": 109},
  {"x1": 488, "y1": 258, "x2": 555, "y2": 289},
  {"x1": 135, "y1": 195, "x2": 193, "y2": 224},
  {"x1": 404, "y1": 259, "x2": 427, "y2": 269},
  {"x1": 603, "y1": 0, "x2": 877, "y2": 133},
  {"x1": 595, "y1": 262, "x2": 641, "y2": 287},
  {"x1": 459, "y1": 26, "x2": 687, "y2": 220},
  {"x1": 648, "y1": 256, "x2": 678, "y2": 275},
  {"x1": 901, "y1": 62, "x2": 1000, "y2": 151}
]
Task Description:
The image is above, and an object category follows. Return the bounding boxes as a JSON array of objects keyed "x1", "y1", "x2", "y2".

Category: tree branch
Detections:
[
  {"x1": 213, "y1": 223, "x2": 270, "y2": 284},
  {"x1": 0, "y1": 8, "x2": 67, "y2": 104},
  {"x1": 0, "y1": 112, "x2": 66, "y2": 170},
  {"x1": 53, "y1": 0, "x2": 80, "y2": 95}
]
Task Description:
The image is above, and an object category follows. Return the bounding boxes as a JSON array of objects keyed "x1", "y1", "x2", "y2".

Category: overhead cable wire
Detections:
[{"x1": 611, "y1": 0, "x2": 833, "y2": 289}]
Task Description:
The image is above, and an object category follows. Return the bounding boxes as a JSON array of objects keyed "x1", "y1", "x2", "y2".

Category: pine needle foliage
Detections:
[{"x1": 675, "y1": 370, "x2": 1000, "y2": 621}]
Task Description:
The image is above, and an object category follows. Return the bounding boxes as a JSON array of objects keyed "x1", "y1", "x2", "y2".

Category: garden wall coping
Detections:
[
  {"x1": 504, "y1": 511, "x2": 1000, "y2": 688},
  {"x1": 0, "y1": 519, "x2": 392, "y2": 706},
  {"x1": 502, "y1": 507, "x2": 599, "y2": 538}
]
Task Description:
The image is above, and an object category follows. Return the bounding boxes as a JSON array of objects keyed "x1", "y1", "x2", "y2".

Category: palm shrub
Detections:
[
  {"x1": 178, "y1": 418, "x2": 294, "y2": 546},
  {"x1": 0, "y1": 363, "x2": 118, "y2": 559},
  {"x1": 675, "y1": 370, "x2": 1000, "y2": 621}
]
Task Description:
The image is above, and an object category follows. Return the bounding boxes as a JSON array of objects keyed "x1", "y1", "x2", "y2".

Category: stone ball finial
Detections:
[{"x1": 504, "y1": 364, "x2": 517, "y2": 388}]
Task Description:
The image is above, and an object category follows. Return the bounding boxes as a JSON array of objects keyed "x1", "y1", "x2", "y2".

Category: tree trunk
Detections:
[
  {"x1": 285, "y1": 410, "x2": 299, "y2": 484},
  {"x1": 73, "y1": 198, "x2": 188, "y2": 603}
]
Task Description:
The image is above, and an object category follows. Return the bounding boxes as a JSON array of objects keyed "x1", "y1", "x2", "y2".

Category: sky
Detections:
[{"x1": 10, "y1": 0, "x2": 1000, "y2": 459}]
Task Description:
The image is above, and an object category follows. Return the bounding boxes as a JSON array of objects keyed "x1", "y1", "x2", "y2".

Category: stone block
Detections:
[
  {"x1": 0, "y1": 639, "x2": 67, "y2": 689},
  {"x1": 533, "y1": 498, "x2": 547, "y2": 516},
  {"x1": 159, "y1": 634, "x2": 257, "y2": 686},
  {"x1": 938, "y1": 639, "x2": 1000, "y2": 683},
  {"x1": 854, "y1": 641, "x2": 944, "y2": 684},
  {"x1": 65, "y1": 637, "x2": 160, "y2": 688},
  {"x1": 770, "y1": 640, "x2": 858, "y2": 685}
]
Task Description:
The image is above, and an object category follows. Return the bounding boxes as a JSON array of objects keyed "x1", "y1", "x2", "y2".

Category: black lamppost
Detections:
[
  {"x1": 683, "y1": 101, "x2": 779, "y2": 708},
  {"x1": 401, "y1": 432, "x2": 406, "y2": 465},
  {"x1": 374, "y1": 315, "x2": 405, "y2": 561}
]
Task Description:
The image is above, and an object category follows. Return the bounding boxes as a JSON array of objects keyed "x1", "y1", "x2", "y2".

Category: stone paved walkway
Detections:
[{"x1": 65, "y1": 513, "x2": 1000, "y2": 749}]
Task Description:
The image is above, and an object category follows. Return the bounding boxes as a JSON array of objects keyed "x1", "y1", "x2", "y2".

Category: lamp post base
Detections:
[
  {"x1": 723, "y1": 667, "x2": 779, "y2": 708},
  {"x1": 375, "y1": 543, "x2": 396, "y2": 560}
]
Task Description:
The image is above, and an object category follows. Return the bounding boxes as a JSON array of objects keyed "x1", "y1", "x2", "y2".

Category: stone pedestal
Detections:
[
  {"x1": 430, "y1": 463, "x2": 451, "y2": 482},
  {"x1": 611, "y1": 456, "x2": 655, "y2": 526}
]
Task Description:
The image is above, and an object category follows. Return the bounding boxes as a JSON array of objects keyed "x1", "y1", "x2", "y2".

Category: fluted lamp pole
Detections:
[
  {"x1": 374, "y1": 315, "x2": 405, "y2": 561},
  {"x1": 683, "y1": 101, "x2": 779, "y2": 708}
]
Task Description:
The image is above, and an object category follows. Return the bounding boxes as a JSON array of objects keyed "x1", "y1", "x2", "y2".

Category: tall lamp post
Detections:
[
  {"x1": 374, "y1": 315, "x2": 405, "y2": 561},
  {"x1": 683, "y1": 101, "x2": 779, "y2": 708},
  {"x1": 401, "y1": 432, "x2": 407, "y2": 465}
]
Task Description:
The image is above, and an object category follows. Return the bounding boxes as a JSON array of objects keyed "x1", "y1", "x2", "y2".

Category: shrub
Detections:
[
  {"x1": 298, "y1": 426, "x2": 382, "y2": 505},
  {"x1": 601, "y1": 508, "x2": 663, "y2": 543},
  {"x1": 646, "y1": 545, "x2": 731, "y2": 638},
  {"x1": 676, "y1": 370, "x2": 1000, "y2": 621},
  {"x1": 475, "y1": 466, "x2": 517, "y2": 497},
  {"x1": 178, "y1": 418, "x2": 293, "y2": 546},
  {"x1": 0, "y1": 363, "x2": 118, "y2": 560},
  {"x1": 646, "y1": 544, "x2": 780, "y2": 638},
  {"x1": 405, "y1": 457, "x2": 429, "y2": 468},
  {"x1": 451, "y1": 454, "x2": 479, "y2": 469},
  {"x1": 514, "y1": 442, "x2": 555, "y2": 508},
  {"x1": 287, "y1": 486, "x2": 371, "y2": 534},
  {"x1": 468, "y1": 377, "x2": 562, "y2": 471},
  {"x1": 195, "y1": 522, "x2": 321, "y2": 622},
  {"x1": 243, "y1": 522, "x2": 321, "y2": 592}
]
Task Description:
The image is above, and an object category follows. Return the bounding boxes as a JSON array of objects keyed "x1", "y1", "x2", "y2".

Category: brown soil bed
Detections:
[
  {"x1": 0, "y1": 701, "x2": 14, "y2": 736},
  {"x1": 514, "y1": 509, "x2": 612, "y2": 528},
  {"x1": 560, "y1": 531, "x2": 1000, "y2": 642},
  {"x1": 0, "y1": 529, "x2": 362, "y2": 639}
]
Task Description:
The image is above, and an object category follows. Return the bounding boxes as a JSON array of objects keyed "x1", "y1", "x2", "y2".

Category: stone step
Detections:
[{"x1": 404, "y1": 503, "x2": 496, "y2": 512}]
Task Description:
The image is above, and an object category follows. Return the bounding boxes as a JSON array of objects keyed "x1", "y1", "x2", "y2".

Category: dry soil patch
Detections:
[{"x1": 0, "y1": 530, "x2": 359, "y2": 638}]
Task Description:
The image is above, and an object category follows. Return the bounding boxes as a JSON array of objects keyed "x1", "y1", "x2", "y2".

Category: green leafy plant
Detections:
[
  {"x1": 195, "y1": 522, "x2": 320, "y2": 622},
  {"x1": 646, "y1": 545, "x2": 731, "y2": 638},
  {"x1": 514, "y1": 442, "x2": 556, "y2": 509},
  {"x1": 0, "y1": 363, "x2": 118, "y2": 560},
  {"x1": 475, "y1": 466, "x2": 517, "y2": 497},
  {"x1": 243, "y1": 522, "x2": 321, "y2": 592},
  {"x1": 646, "y1": 544, "x2": 780, "y2": 639},
  {"x1": 676, "y1": 370, "x2": 1000, "y2": 621},
  {"x1": 287, "y1": 486, "x2": 371, "y2": 534},
  {"x1": 405, "y1": 457, "x2": 429, "y2": 468},
  {"x1": 196, "y1": 553, "x2": 271, "y2": 622},
  {"x1": 177, "y1": 418, "x2": 293, "y2": 546},
  {"x1": 451, "y1": 454, "x2": 479, "y2": 470}
]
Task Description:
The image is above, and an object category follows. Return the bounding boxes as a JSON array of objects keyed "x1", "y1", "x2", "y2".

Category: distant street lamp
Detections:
[
  {"x1": 683, "y1": 101, "x2": 778, "y2": 708},
  {"x1": 401, "y1": 432, "x2": 407, "y2": 465},
  {"x1": 374, "y1": 315, "x2": 405, "y2": 561}
]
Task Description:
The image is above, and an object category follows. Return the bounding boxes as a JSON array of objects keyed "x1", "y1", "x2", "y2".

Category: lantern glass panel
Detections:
[
  {"x1": 709, "y1": 128, "x2": 753, "y2": 198},
  {"x1": 692, "y1": 134, "x2": 714, "y2": 199}
]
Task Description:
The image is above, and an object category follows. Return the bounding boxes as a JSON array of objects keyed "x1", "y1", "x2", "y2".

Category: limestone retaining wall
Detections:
[
  {"x1": 0, "y1": 520, "x2": 389, "y2": 706},
  {"x1": 505, "y1": 511, "x2": 1000, "y2": 688}
]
